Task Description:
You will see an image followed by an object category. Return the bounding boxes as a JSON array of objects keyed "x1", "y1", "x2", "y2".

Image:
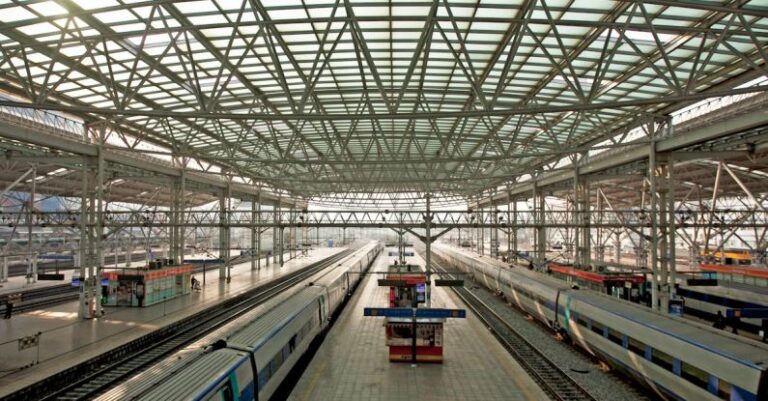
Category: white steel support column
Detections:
[
  {"x1": 668, "y1": 159, "x2": 677, "y2": 300},
  {"x1": 219, "y1": 184, "x2": 230, "y2": 281},
  {"x1": 94, "y1": 144, "x2": 104, "y2": 317},
  {"x1": 0, "y1": 256, "x2": 7, "y2": 283},
  {"x1": 657, "y1": 159, "x2": 671, "y2": 312},
  {"x1": 251, "y1": 197, "x2": 256, "y2": 271},
  {"x1": 169, "y1": 177, "x2": 177, "y2": 264},
  {"x1": 573, "y1": 169, "x2": 581, "y2": 267},
  {"x1": 289, "y1": 208, "x2": 296, "y2": 260},
  {"x1": 533, "y1": 183, "x2": 546, "y2": 270},
  {"x1": 574, "y1": 169, "x2": 591, "y2": 269},
  {"x1": 649, "y1": 128, "x2": 660, "y2": 311},
  {"x1": 511, "y1": 198, "x2": 518, "y2": 263},
  {"x1": 178, "y1": 171, "x2": 185, "y2": 263},
  {"x1": 595, "y1": 192, "x2": 605, "y2": 265},
  {"x1": 506, "y1": 189, "x2": 512, "y2": 260},
  {"x1": 425, "y1": 193, "x2": 432, "y2": 307},
  {"x1": 78, "y1": 158, "x2": 88, "y2": 318},
  {"x1": 257, "y1": 189, "x2": 262, "y2": 269},
  {"x1": 26, "y1": 166, "x2": 36, "y2": 284}
]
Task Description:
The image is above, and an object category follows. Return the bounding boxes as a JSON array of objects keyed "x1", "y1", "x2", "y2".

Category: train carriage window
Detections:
[
  {"x1": 204, "y1": 380, "x2": 234, "y2": 401},
  {"x1": 650, "y1": 348, "x2": 674, "y2": 371},
  {"x1": 717, "y1": 379, "x2": 731, "y2": 400},
  {"x1": 607, "y1": 328, "x2": 623, "y2": 346},
  {"x1": 627, "y1": 337, "x2": 646, "y2": 356},
  {"x1": 576, "y1": 314, "x2": 589, "y2": 328},
  {"x1": 680, "y1": 361, "x2": 709, "y2": 390},
  {"x1": 591, "y1": 320, "x2": 605, "y2": 337},
  {"x1": 258, "y1": 367, "x2": 269, "y2": 390}
]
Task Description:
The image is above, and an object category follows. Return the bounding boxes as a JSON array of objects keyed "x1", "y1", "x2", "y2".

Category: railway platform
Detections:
[
  {"x1": 0, "y1": 247, "x2": 344, "y2": 398},
  {"x1": 289, "y1": 249, "x2": 548, "y2": 401}
]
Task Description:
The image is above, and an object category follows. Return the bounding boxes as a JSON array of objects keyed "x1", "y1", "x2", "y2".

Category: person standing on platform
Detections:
[
  {"x1": 731, "y1": 315, "x2": 740, "y2": 334},
  {"x1": 713, "y1": 311, "x2": 726, "y2": 330},
  {"x1": 4, "y1": 293, "x2": 19, "y2": 319},
  {"x1": 3, "y1": 297, "x2": 12, "y2": 319}
]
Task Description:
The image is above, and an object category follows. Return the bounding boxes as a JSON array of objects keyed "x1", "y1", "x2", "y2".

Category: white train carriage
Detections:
[
  {"x1": 432, "y1": 244, "x2": 768, "y2": 401},
  {"x1": 564, "y1": 291, "x2": 768, "y2": 401},
  {"x1": 101, "y1": 241, "x2": 382, "y2": 401}
]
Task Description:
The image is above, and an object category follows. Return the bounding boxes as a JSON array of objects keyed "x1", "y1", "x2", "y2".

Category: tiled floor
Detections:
[{"x1": 289, "y1": 248, "x2": 548, "y2": 401}]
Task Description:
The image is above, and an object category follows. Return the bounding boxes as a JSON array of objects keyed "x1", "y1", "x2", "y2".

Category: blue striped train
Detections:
[
  {"x1": 432, "y1": 244, "x2": 768, "y2": 401},
  {"x1": 98, "y1": 241, "x2": 382, "y2": 401}
]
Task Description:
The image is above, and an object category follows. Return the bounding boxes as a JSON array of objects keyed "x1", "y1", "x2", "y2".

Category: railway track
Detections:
[
  {"x1": 429, "y1": 258, "x2": 597, "y2": 401},
  {"x1": 1, "y1": 248, "x2": 357, "y2": 401}
]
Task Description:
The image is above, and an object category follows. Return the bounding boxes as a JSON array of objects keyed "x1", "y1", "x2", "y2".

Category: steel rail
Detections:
[{"x1": 425, "y1": 252, "x2": 597, "y2": 401}]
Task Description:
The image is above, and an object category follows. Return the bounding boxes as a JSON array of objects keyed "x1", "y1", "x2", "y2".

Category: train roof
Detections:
[
  {"x1": 571, "y1": 289, "x2": 768, "y2": 370},
  {"x1": 116, "y1": 348, "x2": 248, "y2": 401},
  {"x1": 226, "y1": 287, "x2": 323, "y2": 350},
  {"x1": 435, "y1": 244, "x2": 768, "y2": 370}
]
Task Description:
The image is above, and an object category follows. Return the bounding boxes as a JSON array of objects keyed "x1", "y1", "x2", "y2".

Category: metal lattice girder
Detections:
[
  {"x1": 2, "y1": 208, "x2": 767, "y2": 230},
  {"x1": 0, "y1": 0, "x2": 766, "y2": 203}
]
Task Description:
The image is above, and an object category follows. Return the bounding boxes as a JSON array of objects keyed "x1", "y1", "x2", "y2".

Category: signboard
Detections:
[
  {"x1": 17, "y1": 333, "x2": 40, "y2": 351},
  {"x1": 388, "y1": 251, "x2": 399, "y2": 256},
  {"x1": 403, "y1": 252, "x2": 415, "y2": 257},
  {"x1": 37, "y1": 273, "x2": 65, "y2": 281},
  {"x1": 364, "y1": 307, "x2": 413, "y2": 318},
  {"x1": 415, "y1": 308, "x2": 466, "y2": 319},
  {"x1": 416, "y1": 282, "x2": 426, "y2": 303},
  {"x1": 378, "y1": 279, "x2": 416, "y2": 287},
  {"x1": 726, "y1": 308, "x2": 768, "y2": 319},
  {"x1": 434, "y1": 279, "x2": 463, "y2": 287},
  {"x1": 71, "y1": 277, "x2": 81, "y2": 287},
  {"x1": 686, "y1": 278, "x2": 718, "y2": 286},
  {"x1": 668, "y1": 299, "x2": 684, "y2": 317},
  {"x1": 364, "y1": 307, "x2": 466, "y2": 319}
]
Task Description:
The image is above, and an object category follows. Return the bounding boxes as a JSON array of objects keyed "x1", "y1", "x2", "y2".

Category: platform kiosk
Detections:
[
  {"x1": 101, "y1": 260, "x2": 193, "y2": 307},
  {"x1": 364, "y1": 307, "x2": 465, "y2": 363}
]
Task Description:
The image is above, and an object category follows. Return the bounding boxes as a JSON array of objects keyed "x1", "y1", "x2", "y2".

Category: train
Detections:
[
  {"x1": 98, "y1": 241, "x2": 382, "y2": 401},
  {"x1": 432, "y1": 243, "x2": 768, "y2": 401}
]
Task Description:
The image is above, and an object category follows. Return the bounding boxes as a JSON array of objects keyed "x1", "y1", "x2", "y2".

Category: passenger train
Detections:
[
  {"x1": 98, "y1": 241, "x2": 382, "y2": 401},
  {"x1": 432, "y1": 244, "x2": 768, "y2": 401}
]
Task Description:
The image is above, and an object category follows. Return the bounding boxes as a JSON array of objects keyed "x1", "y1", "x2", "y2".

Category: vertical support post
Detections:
[
  {"x1": 78, "y1": 158, "x2": 88, "y2": 319},
  {"x1": 534, "y1": 182, "x2": 546, "y2": 270},
  {"x1": 573, "y1": 168, "x2": 581, "y2": 266},
  {"x1": 506, "y1": 188, "x2": 511, "y2": 259},
  {"x1": 93, "y1": 143, "x2": 105, "y2": 317},
  {"x1": 179, "y1": 170, "x2": 185, "y2": 263},
  {"x1": 169, "y1": 177, "x2": 177, "y2": 263},
  {"x1": 425, "y1": 193, "x2": 432, "y2": 307},
  {"x1": 251, "y1": 196, "x2": 257, "y2": 270},
  {"x1": 271, "y1": 203, "x2": 277, "y2": 265},
  {"x1": 649, "y1": 123, "x2": 660, "y2": 311},
  {"x1": 480, "y1": 206, "x2": 484, "y2": 256},
  {"x1": 595, "y1": 190, "x2": 604, "y2": 265},
  {"x1": 257, "y1": 190, "x2": 263, "y2": 268},
  {"x1": 511, "y1": 197, "x2": 518, "y2": 263},
  {"x1": 0, "y1": 256, "x2": 7, "y2": 283},
  {"x1": 219, "y1": 185, "x2": 230, "y2": 280},
  {"x1": 668, "y1": 158, "x2": 677, "y2": 301},
  {"x1": 26, "y1": 166, "x2": 36, "y2": 284},
  {"x1": 574, "y1": 166, "x2": 591, "y2": 269}
]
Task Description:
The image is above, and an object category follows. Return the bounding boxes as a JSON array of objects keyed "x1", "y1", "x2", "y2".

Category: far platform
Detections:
[
  {"x1": 0, "y1": 246, "x2": 344, "y2": 398},
  {"x1": 289, "y1": 248, "x2": 548, "y2": 401}
]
